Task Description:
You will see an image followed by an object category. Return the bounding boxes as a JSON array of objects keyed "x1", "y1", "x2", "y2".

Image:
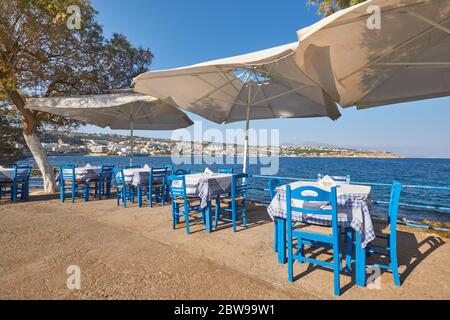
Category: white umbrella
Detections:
[
  {"x1": 26, "y1": 92, "x2": 193, "y2": 165},
  {"x1": 295, "y1": 0, "x2": 450, "y2": 109},
  {"x1": 133, "y1": 42, "x2": 341, "y2": 173}
]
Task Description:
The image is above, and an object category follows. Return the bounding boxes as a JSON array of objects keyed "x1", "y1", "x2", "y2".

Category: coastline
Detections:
[{"x1": 23, "y1": 154, "x2": 407, "y2": 159}]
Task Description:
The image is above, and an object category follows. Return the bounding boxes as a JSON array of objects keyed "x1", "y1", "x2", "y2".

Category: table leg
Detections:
[
  {"x1": 355, "y1": 231, "x2": 367, "y2": 287},
  {"x1": 277, "y1": 217, "x2": 287, "y2": 264}
]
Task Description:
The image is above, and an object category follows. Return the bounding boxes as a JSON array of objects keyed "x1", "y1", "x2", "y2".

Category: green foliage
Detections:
[
  {"x1": 308, "y1": 0, "x2": 366, "y2": 16},
  {"x1": 0, "y1": 107, "x2": 26, "y2": 165},
  {"x1": 0, "y1": 0, "x2": 153, "y2": 160}
]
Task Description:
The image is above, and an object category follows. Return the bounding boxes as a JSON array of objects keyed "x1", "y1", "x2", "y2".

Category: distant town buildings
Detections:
[{"x1": 38, "y1": 131, "x2": 400, "y2": 158}]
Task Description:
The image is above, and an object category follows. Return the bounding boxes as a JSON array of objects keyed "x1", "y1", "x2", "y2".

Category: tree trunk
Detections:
[
  {"x1": 1, "y1": 79, "x2": 56, "y2": 193},
  {"x1": 23, "y1": 133, "x2": 56, "y2": 193}
]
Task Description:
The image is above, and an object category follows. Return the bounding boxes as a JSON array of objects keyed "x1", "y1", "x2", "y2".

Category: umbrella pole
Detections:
[
  {"x1": 243, "y1": 83, "x2": 251, "y2": 174},
  {"x1": 129, "y1": 117, "x2": 134, "y2": 166}
]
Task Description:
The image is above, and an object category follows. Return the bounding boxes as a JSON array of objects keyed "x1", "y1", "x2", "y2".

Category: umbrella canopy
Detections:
[
  {"x1": 133, "y1": 42, "x2": 341, "y2": 173},
  {"x1": 26, "y1": 92, "x2": 193, "y2": 130},
  {"x1": 26, "y1": 92, "x2": 193, "y2": 165},
  {"x1": 295, "y1": 0, "x2": 450, "y2": 109},
  {"x1": 133, "y1": 42, "x2": 341, "y2": 124}
]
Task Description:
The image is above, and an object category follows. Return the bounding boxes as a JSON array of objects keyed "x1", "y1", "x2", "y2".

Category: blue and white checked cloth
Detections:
[
  {"x1": 173, "y1": 173, "x2": 233, "y2": 209},
  {"x1": 0, "y1": 168, "x2": 14, "y2": 182},
  {"x1": 267, "y1": 181, "x2": 375, "y2": 248}
]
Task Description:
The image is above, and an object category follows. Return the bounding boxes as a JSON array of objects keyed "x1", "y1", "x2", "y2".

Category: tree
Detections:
[
  {"x1": 0, "y1": 106, "x2": 26, "y2": 164},
  {"x1": 308, "y1": 0, "x2": 366, "y2": 16},
  {"x1": 0, "y1": 0, "x2": 153, "y2": 192}
]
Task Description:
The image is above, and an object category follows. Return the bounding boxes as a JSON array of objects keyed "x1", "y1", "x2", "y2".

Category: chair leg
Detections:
[
  {"x1": 98, "y1": 181, "x2": 102, "y2": 200},
  {"x1": 106, "y1": 181, "x2": 111, "y2": 198},
  {"x1": 71, "y1": 185, "x2": 76, "y2": 203},
  {"x1": 242, "y1": 200, "x2": 247, "y2": 228},
  {"x1": 333, "y1": 240, "x2": 341, "y2": 296},
  {"x1": 273, "y1": 220, "x2": 278, "y2": 252},
  {"x1": 390, "y1": 237, "x2": 401, "y2": 286},
  {"x1": 287, "y1": 230, "x2": 294, "y2": 283},
  {"x1": 232, "y1": 202, "x2": 237, "y2": 232},
  {"x1": 172, "y1": 202, "x2": 178, "y2": 229},
  {"x1": 149, "y1": 188, "x2": 153, "y2": 208},
  {"x1": 11, "y1": 183, "x2": 17, "y2": 203},
  {"x1": 116, "y1": 189, "x2": 120, "y2": 207},
  {"x1": 137, "y1": 187, "x2": 142, "y2": 208},
  {"x1": 214, "y1": 197, "x2": 220, "y2": 230},
  {"x1": 60, "y1": 185, "x2": 65, "y2": 203},
  {"x1": 123, "y1": 189, "x2": 127, "y2": 208},
  {"x1": 184, "y1": 208, "x2": 190, "y2": 235},
  {"x1": 345, "y1": 228, "x2": 354, "y2": 273},
  {"x1": 83, "y1": 183, "x2": 89, "y2": 202},
  {"x1": 161, "y1": 186, "x2": 165, "y2": 206}
]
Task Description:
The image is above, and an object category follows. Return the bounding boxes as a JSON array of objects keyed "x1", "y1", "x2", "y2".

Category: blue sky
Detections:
[{"x1": 84, "y1": 0, "x2": 450, "y2": 158}]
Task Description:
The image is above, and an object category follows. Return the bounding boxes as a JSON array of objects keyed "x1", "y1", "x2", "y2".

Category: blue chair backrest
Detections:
[
  {"x1": 60, "y1": 165, "x2": 76, "y2": 182},
  {"x1": 174, "y1": 169, "x2": 191, "y2": 176},
  {"x1": 286, "y1": 185, "x2": 338, "y2": 232},
  {"x1": 168, "y1": 175, "x2": 187, "y2": 201},
  {"x1": 13, "y1": 165, "x2": 32, "y2": 182},
  {"x1": 388, "y1": 181, "x2": 402, "y2": 233},
  {"x1": 100, "y1": 165, "x2": 114, "y2": 180},
  {"x1": 113, "y1": 168, "x2": 125, "y2": 187},
  {"x1": 317, "y1": 173, "x2": 350, "y2": 184},
  {"x1": 150, "y1": 167, "x2": 167, "y2": 186},
  {"x1": 218, "y1": 168, "x2": 233, "y2": 174},
  {"x1": 268, "y1": 178, "x2": 283, "y2": 199},
  {"x1": 166, "y1": 164, "x2": 174, "y2": 173},
  {"x1": 231, "y1": 173, "x2": 248, "y2": 198}
]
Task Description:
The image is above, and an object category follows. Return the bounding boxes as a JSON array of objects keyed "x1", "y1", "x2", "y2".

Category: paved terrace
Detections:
[{"x1": 0, "y1": 191, "x2": 449, "y2": 299}]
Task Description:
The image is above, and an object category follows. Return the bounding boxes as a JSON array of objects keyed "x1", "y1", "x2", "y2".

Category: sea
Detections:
[{"x1": 18, "y1": 156, "x2": 450, "y2": 223}]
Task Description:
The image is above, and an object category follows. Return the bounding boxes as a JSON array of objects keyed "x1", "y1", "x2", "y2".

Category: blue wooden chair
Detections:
[
  {"x1": 146, "y1": 167, "x2": 167, "y2": 208},
  {"x1": 174, "y1": 169, "x2": 191, "y2": 175},
  {"x1": 286, "y1": 185, "x2": 342, "y2": 296},
  {"x1": 214, "y1": 173, "x2": 248, "y2": 232},
  {"x1": 96, "y1": 165, "x2": 114, "y2": 200},
  {"x1": 218, "y1": 168, "x2": 233, "y2": 174},
  {"x1": 13, "y1": 165, "x2": 32, "y2": 202},
  {"x1": 268, "y1": 178, "x2": 283, "y2": 252},
  {"x1": 347, "y1": 181, "x2": 402, "y2": 286},
  {"x1": 318, "y1": 173, "x2": 351, "y2": 184},
  {"x1": 168, "y1": 175, "x2": 204, "y2": 234},
  {"x1": 0, "y1": 165, "x2": 32, "y2": 203},
  {"x1": 113, "y1": 168, "x2": 134, "y2": 208},
  {"x1": 60, "y1": 165, "x2": 89, "y2": 203}
]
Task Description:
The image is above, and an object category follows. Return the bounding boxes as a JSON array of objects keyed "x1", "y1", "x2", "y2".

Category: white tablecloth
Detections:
[
  {"x1": 172, "y1": 173, "x2": 233, "y2": 209},
  {"x1": 123, "y1": 168, "x2": 150, "y2": 186}
]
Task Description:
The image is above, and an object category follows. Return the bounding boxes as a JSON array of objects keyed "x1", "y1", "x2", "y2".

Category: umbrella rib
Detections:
[
  {"x1": 340, "y1": 15, "x2": 450, "y2": 82},
  {"x1": 252, "y1": 70, "x2": 277, "y2": 118},
  {"x1": 252, "y1": 88, "x2": 298, "y2": 106},
  {"x1": 221, "y1": 69, "x2": 252, "y2": 123},
  {"x1": 191, "y1": 71, "x2": 242, "y2": 105},
  {"x1": 193, "y1": 73, "x2": 247, "y2": 105},
  {"x1": 250, "y1": 63, "x2": 275, "y2": 105},
  {"x1": 259, "y1": 83, "x2": 277, "y2": 118},
  {"x1": 374, "y1": 62, "x2": 450, "y2": 67},
  {"x1": 406, "y1": 10, "x2": 450, "y2": 35},
  {"x1": 220, "y1": 66, "x2": 246, "y2": 94}
]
